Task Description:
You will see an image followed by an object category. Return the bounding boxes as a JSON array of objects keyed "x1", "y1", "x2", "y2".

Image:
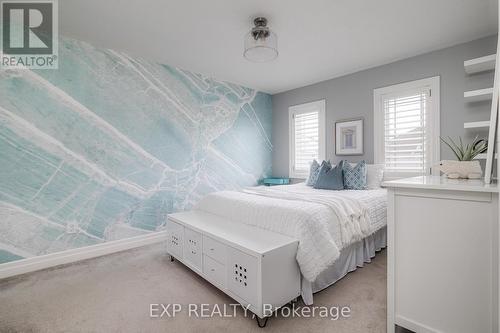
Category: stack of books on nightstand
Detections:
[{"x1": 262, "y1": 178, "x2": 290, "y2": 186}]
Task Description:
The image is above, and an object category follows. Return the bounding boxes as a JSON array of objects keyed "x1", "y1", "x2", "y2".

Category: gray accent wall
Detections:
[{"x1": 272, "y1": 35, "x2": 497, "y2": 177}]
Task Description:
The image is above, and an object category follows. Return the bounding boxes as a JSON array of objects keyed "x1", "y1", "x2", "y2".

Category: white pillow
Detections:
[
  {"x1": 348, "y1": 162, "x2": 384, "y2": 189},
  {"x1": 366, "y1": 164, "x2": 385, "y2": 189}
]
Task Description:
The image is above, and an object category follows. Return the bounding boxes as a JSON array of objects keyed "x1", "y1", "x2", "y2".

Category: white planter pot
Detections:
[{"x1": 435, "y1": 160, "x2": 482, "y2": 179}]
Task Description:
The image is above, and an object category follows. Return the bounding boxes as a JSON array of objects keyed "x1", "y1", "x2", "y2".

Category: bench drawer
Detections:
[
  {"x1": 184, "y1": 227, "x2": 202, "y2": 271},
  {"x1": 203, "y1": 235, "x2": 226, "y2": 264},
  {"x1": 203, "y1": 255, "x2": 226, "y2": 288},
  {"x1": 166, "y1": 219, "x2": 183, "y2": 259}
]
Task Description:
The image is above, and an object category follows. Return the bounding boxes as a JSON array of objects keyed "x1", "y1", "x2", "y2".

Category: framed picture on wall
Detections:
[{"x1": 335, "y1": 118, "x2": 363, "y2": 155}]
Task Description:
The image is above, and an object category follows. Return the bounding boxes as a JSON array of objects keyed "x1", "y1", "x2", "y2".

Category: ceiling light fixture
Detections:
[{"x1": 244, "y1": 17, "x2": 278, "y2": 62}]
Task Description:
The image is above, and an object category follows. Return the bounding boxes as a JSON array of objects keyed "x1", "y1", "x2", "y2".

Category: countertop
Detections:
[{"x1": 382, "y1": 176, "x2": 499, "y2": 193}]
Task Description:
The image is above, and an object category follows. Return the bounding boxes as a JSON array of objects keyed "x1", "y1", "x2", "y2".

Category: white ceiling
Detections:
[{"x1": 59, "y1": 0, "x2": 498, "y2": 94}]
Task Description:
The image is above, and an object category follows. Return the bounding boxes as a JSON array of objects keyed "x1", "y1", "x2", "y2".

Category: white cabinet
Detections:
[
  {"x1": 183, "y1": 228, "x2": 202, "y2": 271},
  {"x1": 166, "y1": 220, "x2": 183, "y2": 259},
  {"x1": 384, "y1": 176, "x2": 499, "y2": 333},
  {"x1": 227, "y1": 247, "x2": 258, "y2": 306},
  {"x1": 166, "y1": 210, "x2": 300, "y2": 319}
]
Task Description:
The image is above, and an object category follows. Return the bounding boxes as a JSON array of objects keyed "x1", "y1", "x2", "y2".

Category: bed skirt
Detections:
[{"x1": 301, "y1": 226, "x2": 387, "y2": 305}]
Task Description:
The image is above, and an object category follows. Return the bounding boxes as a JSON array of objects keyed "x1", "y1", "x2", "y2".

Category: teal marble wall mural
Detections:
[{"x1": 0, "y1": 37, "x2": 272, "y2": 264}]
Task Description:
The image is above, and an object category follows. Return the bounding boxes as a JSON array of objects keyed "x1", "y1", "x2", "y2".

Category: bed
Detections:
[{"x1": 194, "y1": 182, "x2": 387, "y2": 305}]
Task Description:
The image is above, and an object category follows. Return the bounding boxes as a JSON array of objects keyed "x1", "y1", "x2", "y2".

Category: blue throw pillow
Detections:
[
  {"x1": 343, "y1": 160, "x2": 367, "y2": 190},
  {"x1": 318, "y1": 160, "x2": 332, "y2": 172},
  {"x1": 306, "y1": 160, "x2": 331, "y2": 186},
  {"x1": 313, "y1": 160, "x2": 344, "y2": 190},
  {"x1": 305, "y1": 160, "x2": 321, "y2": 186}
]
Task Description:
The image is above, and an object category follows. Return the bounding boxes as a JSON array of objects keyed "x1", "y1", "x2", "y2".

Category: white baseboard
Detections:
[
  {"x1": 396, "y1": 314, "x2": 442, "y2": 333},
  {"x1": 0, "y1": 231, "x2": 167, "y2": 280}
]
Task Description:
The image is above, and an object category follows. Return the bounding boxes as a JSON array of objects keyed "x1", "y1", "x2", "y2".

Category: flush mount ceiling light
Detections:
[{"x1": 244, "y1": 17, "x2": 278, "y2": 62}]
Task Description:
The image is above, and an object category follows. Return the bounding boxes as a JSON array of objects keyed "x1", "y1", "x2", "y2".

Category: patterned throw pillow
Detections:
[
  {"x1": 306, "y1": 160, "x2": 331, "y2": 186},
  {"x1": 305, "y1": 160, "x2": 321, "y2": 186},
  {"x1": 343, "y1": 160, "x2": 367, "y2": 190}
]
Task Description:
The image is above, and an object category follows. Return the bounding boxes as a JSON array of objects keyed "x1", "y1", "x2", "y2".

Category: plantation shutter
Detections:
[
  {"x1": 382, "y1": 89, "x2": 431, "y2": 175},
  {"x1": 293, "y1": 111, "x2": 320, "y2": 174}
]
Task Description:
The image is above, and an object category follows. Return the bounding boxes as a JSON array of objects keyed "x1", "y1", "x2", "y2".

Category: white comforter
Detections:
[{"x1": 194, "y1": 183, "x2": 387, "y2": 282}]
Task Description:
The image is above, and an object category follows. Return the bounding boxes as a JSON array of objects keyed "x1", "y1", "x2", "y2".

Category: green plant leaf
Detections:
[
  {"x1": 440, "y1": 137, "x2": 462, "y2": 160},
  {"x1": 440, "y1": 135, "x2": 488, "y2": 161}
]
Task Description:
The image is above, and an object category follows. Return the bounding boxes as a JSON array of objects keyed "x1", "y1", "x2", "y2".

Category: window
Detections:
[
  {"x1": 289, "y1": 100, "x2": 326, "y2": 178},
  {"x1": 374, "y1": 77, "x2": 440, "y2": 179}
]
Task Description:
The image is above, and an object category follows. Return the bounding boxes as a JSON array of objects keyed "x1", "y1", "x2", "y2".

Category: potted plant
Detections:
[{"x1": 437, "y1": 136, "x2": 488, "y2": 179}]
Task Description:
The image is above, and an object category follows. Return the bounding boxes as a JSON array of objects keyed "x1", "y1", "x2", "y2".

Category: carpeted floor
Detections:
[{"x1": 0, "y1": 244, "x2": 388, "y2": 333}]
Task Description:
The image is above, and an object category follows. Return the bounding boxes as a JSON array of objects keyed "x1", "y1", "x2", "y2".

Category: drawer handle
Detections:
[
  {"x1": 210, "y1": 268, "x2": 215, "y2": 272},
  {"x1": 210, "y1": 248, "x2": 215, "y2": 251}
]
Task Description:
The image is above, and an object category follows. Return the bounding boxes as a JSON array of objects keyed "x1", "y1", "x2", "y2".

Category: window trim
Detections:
[
  {"x1": 373, "y1": 76, "x2": 440, "y2": 179},
  {"x1": 288, "y1": 99, "x2": 326, "y2": 179}
]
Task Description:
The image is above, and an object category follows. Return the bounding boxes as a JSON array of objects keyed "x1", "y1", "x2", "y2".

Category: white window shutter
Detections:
[
  {"x1": 289, "y1": 100, "x2": 326, "y2": 178},
  {"x1": 293, "y1": 111, "x2": 320, "y2": 172},
  {"x1": 383, "y1": 90, "x2": 431, "y2": 175},
  {"x1": 374, "y1": 76, "x2": 440, "y2": 179}
]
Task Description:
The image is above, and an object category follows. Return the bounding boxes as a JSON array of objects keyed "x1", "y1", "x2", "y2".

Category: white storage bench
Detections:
[{"x1": 166, "y1": 210, "x2": 301, "y2": 324}]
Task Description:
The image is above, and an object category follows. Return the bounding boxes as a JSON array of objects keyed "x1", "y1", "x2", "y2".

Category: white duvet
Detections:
[{"x1": 194, "y1": 183, "x2": 387, "y2": 282}]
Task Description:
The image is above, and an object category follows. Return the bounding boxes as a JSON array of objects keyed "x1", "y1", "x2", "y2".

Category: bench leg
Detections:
[
  {"x1": 169, "y1": 255, "x2": 175, "y2": 262},
  {"x1": 255, "y1": 316, "x2": 269, "y2": 328}
]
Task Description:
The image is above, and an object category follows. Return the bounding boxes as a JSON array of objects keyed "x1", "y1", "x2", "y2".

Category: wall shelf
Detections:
[
  {"x1": 464, "y1": 88, "x2": 494, "y2": 102},
  {"x1": 464, "y1": 54, "x2": 496, "y2": 74},
  {"x1": 464, "y1": 121, "x2": 491, "y2": 129}
]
